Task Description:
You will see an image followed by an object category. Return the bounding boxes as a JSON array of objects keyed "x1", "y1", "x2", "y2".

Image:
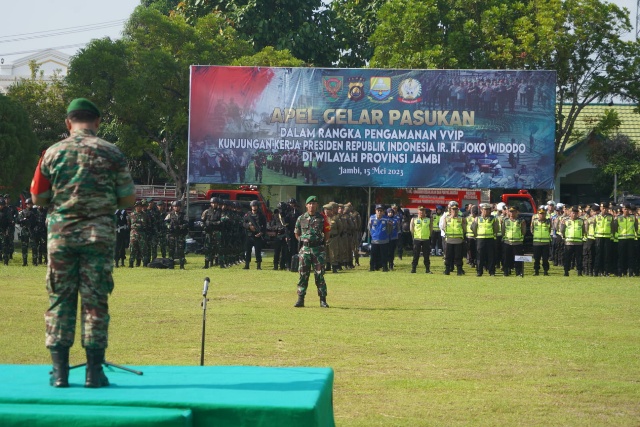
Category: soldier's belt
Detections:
[{"x1": 302, "y1": 240, "x2": 323, "y2": 248}]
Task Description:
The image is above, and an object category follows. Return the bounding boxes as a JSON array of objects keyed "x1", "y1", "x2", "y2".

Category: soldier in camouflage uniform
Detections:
[
  {"x1": 0, "y1": 198, "x2": 11, "y2": 265},
  {"x1": 166, "y1": 200, "x2": 189, "y2": 269},
  {"x1": 18, "y1": 198, "x2": 39, "y2": 266},
  {"x1": 114, "y1": 208, "x2": 129, "y2": 268},
  {"x1": 3, "y1": 194, "x2": 18, "y2": 260},
  {"x1": 324, "y1": 203, "x2": 341, "y2": 273},
  {"x1": 218, "y1": 201, "x2": 232, "y2": 268},
  {"x1": 201, "y1": 197, "x2": 222, "y2": 269},
  {"x1": 128, "y1": 201, "x2": 146, "y2": 267},
  {"x1": 345, "y1": 202, "x2": 362, "y2": 267},
  {"x1": 294, "y1": 195, "x2": 330, "y2": 308},
  {"x1": 145, "y1": 200, "x2": 160, "y2": 262},
  {"x1": 30, "y1": 98, "x2": 135, "y2": 388},
  {"x1": 139, "y1": 199, "x2": 151, "y2": 267},
  {"x1": 35, "y1": 205, "x2": 48, "y2": 265},
  {"x1": 157, "y1": 201, "x2": 168, "y2": 258}
]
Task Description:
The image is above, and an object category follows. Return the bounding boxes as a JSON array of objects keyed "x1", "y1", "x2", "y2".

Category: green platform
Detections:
[{"x1": 0, "y1": 365, "x2": 335, "y2": 427}]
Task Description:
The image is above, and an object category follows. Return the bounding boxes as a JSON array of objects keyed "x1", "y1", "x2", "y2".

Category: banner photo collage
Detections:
[{"x1": 188, "y1": 66, "x2": 556, "y2": 189}]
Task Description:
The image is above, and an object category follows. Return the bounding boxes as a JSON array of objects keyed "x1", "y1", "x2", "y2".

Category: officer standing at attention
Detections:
[
  {"x1": 559, "y1": 206, "x2": 587, "y2": 276},
  {"x1": 0, "y1": 198, "x2": 11, "y2": 265},
  {"x1": 18, "y1": 198, "x2": 38, "y2": 266},
  {"x1": 166, "y1": 200, "x2": 189, "y2": 269},
  {"x1": 30, "y1": 98, "x2": 135, "y2": 388},
  {"x1": 114, "y1": 207, "x2": 128, "y2": 268},
  {"x1": 369, "y1": 204, "x2": 392, "y2": 272},
  {"x1": 501, "y1": 206, "x2": 527, "y2": 277},
  {"x1": 472, "y1": 203, "x2": 499, "y2": 276},
  {"x1": 410, "y1": 206, "x2": 433, "y2": 274},
  {"x1": 242, "y1": 200, "x2": 267, "y2": 270},
  {"x1": 531, "y1": 208, "x2": 552, "y2": 275},
  {"x1": 324, "y1": 203, "x2": 341, "y2": 273},
  {"x1": 443, "y1": 201, "x2": 467, "y2": 276},
  {"x1": 128, "y1": 201, "x2": 146, "y2": 267},
  {"x1": 294, "y1": 196, "x2": 330, "y2": 308},
  {"x1": 201, "y1": 197, "x2": 222, "y2": 269}
]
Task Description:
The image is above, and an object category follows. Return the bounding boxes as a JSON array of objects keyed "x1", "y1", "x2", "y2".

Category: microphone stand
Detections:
[{"x1": 200, "y1": 277, "x2": 210, "y2": 366}]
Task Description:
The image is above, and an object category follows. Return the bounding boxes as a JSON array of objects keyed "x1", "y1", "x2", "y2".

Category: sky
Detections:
[{"x1": 0, "y1": 0, "x2": 638, "y2": 64}]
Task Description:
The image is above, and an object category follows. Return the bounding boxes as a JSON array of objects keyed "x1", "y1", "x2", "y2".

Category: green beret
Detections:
[
  {"x1": 306, "y1": 195, "x2": 318, "y2": 204},
  {"x1": 67, "y1": 98, "x2": 101, "y2": 117}
]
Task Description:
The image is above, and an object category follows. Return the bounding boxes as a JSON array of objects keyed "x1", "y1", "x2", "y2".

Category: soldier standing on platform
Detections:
[
  {"x1": 410, "y1": 206, "x2": 432, "y2": 274},
  {"x1": 294, "y1": 195, "x2": 330, "y2": 308},
  {"x1": 30, "y1": 98, "x2": 135, "y2": 388},
  {"x1": 166, "y1": 200, "x2": 189, "y2": 269}
]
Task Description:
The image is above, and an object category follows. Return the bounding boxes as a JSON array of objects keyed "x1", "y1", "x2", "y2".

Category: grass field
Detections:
[{"x1": 1, "y1": 251, "x2": 639, "y2": 426}]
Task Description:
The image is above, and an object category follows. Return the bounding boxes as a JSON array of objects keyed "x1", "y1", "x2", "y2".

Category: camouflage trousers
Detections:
[
  {"x1": 20, "y1": 232, "x2": 38, "y2": 264},
  {"x1": 297, "y1": 245, "x2": 327, "y2": 297},
  {"x1": 158, "y1": 233, "x2": 168, "y2": 258},
  {"x1": 204, "y1": 231, "x2": 221, "y2": 262},
  {"x1": 45, "y1": 237, "x2": 114, "y2": 349},
  {"x1": 129, "y1": 233, "x2": 143, "y2": 265}
]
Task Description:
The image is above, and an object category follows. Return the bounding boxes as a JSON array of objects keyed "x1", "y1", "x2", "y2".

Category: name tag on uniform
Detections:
[{"x1": 515, "y1": 255, "x2": 532, "y2": 262}]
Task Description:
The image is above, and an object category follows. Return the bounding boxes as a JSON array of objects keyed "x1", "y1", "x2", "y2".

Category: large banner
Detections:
[{"x1": 188, "y1": 66, "x2": 556, "y2": 189}]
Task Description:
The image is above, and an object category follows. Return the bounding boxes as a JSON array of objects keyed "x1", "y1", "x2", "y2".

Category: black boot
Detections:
[
  {"x1": 203, "y1": 260, "x2": 209, "y2": 269},
  {"x1": 49, "y1": 347, "x2": 70, "y2": 388},
  {"x1": 256, "y1": 262, "x2": 262, "y2": 270},
  {"x1": 243, "y1": 261, "x2": 250, "y2": 270},
  {"x1": 294, "y1": 295, "x2": 305, "y2": 307},
  {"x1": 411, "y1": 266, "x2": 416, "y2": 273},
  {"x1": 332, "y1": 265, "x2": 339, "y2": 273},
  {"x1": 179, "y1": 259, "x2": 185, "y2": 270},
  {"x1": 320, "y1": 297, "x2": 329, "y2": 308},
  {"x1": 85, "y1": 348, "x2": 109, "y2": 388},
  {"x1": 457, "y1": 267, "x2": 465, "y2": 276}
]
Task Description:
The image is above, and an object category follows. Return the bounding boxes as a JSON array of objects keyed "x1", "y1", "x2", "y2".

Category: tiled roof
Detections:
[{"x1": 564, "y1": 103, "x2": 640, "y2": 151}]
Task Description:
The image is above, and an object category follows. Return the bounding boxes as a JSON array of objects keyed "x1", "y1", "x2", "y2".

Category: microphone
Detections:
[{"x1": 202, "y1": 277, "x2": 210, "y2": 296}]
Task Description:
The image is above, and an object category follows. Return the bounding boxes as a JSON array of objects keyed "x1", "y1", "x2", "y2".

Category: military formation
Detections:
[{"x1": 4, "y1": 191, "x2": 638, "y2": 279}]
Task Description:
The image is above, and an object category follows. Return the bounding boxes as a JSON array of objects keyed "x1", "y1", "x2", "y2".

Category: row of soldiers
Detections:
[
  {"x1": 322, "y1": 202, "x2": 363, "y2": 273},
  {"x1": 200, "y1": 197, "x2": 260, "y2": 269},
  {"x1": 0, "y1": 197, "x2": 48, "y2": 267}
]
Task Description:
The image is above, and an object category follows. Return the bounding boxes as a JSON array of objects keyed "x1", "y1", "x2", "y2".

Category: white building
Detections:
[{"x1": 0, "y1": 49, "x2": 70, "y2": 94}]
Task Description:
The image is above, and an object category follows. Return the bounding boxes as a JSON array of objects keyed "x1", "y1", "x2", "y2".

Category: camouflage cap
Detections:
[
  {"x1": 323, "y1": 203, "x2": 332, "y2": 210},
  {"x1": 66, "y1": 98, "x2": 101, "y2": 117}
]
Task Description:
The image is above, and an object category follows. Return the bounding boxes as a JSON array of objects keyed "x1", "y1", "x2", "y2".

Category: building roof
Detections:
[{"x1": 567, "y1": 103, "x2": 640, "y2": 149}]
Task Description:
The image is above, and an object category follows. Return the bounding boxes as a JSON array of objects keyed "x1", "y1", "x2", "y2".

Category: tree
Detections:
[
  {"x1": 330, "y1": 0, "x2": 387, "y2": 67},
  {"x1": 6, "y1": 61, "x2": 68, "y2": 152},
  {"x1": 146, "y1": 0, "x2": 340, "y2": 66},
  {"x1": 0, "y1": 94, "x2": 39, "y2": 194},
  {"x1": 66, "y1": 7, "x2": 303, "y2": 194},
  {"x1": 586, "y1": 110, "x2": 640, "y2": 194},
  {"x1": 369, "y1": 0, "x2": 640, "y2": 177}
]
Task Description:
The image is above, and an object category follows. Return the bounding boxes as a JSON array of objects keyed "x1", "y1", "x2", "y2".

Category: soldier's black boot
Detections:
[
  {"x1": 411, "y1": 266, "x2": 416, "y2": 273},
  {"x1": 457, "y1": 266, "x2": 465, "y2": 276},
  {"x1": 22, "y1": 256, "x2": 27, "y2": 266},
  {"x1": 179, "y1": 259, "x2": 185, "y2": 270},
  {"x1": 243, "y1": 261, "x2": 250, "y2": 270},
  {"x1": 332, "y1": 265, "x2": 339, "y2": 273},
  {"x1": 320, "y1": 297, "x2": 329, "y2": 308},
  {"x1": 256, "y1": 262, "x2": 262, "y2": 270},
  {"x1": 203, "y1": 260, "x2": 209, "y2": 269},
  {"x1": 136, "y1": 259, "x2": 141, "y2": 267},
  {"x1": 294, "y1": 295, "x2": 305, "y2": 307},
  {"x1": 85, "y1": 348, "x2": 109, "y2": 388},
  {"x1": 49, "y1": 347, "x2": 70, "y2": 388}
]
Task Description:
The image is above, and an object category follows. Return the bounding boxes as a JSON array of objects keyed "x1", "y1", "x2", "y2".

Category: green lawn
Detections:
[{"x1": 1, "y1": 252, "x2": 639, "y2": 426}]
